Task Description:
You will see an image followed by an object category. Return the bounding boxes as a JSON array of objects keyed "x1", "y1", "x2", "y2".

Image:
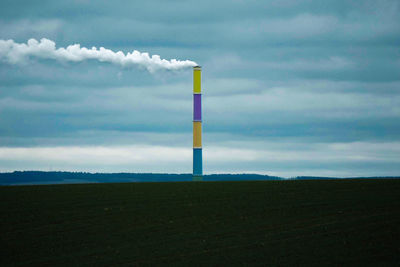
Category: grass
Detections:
[{"x1": 1, "y1": 179, "x2": 399, "y2": 266}]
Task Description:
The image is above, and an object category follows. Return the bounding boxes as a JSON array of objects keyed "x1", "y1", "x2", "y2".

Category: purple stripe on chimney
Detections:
[{"x1": 194, "y1": 94, "x2": 201, "y2": 121}]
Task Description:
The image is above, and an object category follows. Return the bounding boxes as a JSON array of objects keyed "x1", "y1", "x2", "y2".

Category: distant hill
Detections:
[
  {"x1": 0, "y1": 171, "x2": 398, "y2": 185},
  {"x1": 293, "y1": 176, "x2": 400, "y2": 180}
]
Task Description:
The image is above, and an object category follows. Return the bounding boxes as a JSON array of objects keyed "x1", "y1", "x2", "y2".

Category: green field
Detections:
[{"x1": 1, "y1": 180, "x2": 399, "y2": 266}]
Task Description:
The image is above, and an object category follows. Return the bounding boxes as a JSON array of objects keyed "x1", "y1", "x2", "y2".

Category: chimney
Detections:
[{"x1": 193, "y1": 66, "x2": 203, "y2": 181}]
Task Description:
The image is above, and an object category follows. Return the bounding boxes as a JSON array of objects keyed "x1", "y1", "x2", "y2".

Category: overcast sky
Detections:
[{"x1": 1, "y1": 0, "x2": 399, "y2": 177}]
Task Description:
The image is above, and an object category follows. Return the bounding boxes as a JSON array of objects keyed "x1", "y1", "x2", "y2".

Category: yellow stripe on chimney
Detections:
[
  {"x1": 193, "y1": 121, "x2": 202, "y2": 148},
  {"x1": 193, "y1": 67, "x2": 201, "y2": 94}
]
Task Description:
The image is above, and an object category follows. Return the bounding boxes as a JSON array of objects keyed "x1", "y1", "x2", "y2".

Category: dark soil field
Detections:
[{"x1": 1, "y1": 180, "x2": 399, "y2": 266}]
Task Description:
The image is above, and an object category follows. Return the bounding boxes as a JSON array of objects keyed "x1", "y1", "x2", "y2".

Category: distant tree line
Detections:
[
  {"x1": 0, "y1": 171, "x2": 282, "y2": 185},
  {"x1": 0, "y1": 171, "x2": 398, "y2": 185}
]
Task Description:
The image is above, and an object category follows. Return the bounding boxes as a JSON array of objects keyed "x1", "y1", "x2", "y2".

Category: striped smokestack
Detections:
[{"x1": 193, "y1": 66, "x2": 203, "y2": 181}]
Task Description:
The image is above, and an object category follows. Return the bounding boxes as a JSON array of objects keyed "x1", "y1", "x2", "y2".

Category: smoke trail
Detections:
[{"x1": 0, "y1": 38, "x2": 197, "y2": 72}]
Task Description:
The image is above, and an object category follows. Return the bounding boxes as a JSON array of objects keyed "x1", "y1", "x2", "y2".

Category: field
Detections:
[{"x1": 1, "y1": 180, "x2": 399, "y2": 266}]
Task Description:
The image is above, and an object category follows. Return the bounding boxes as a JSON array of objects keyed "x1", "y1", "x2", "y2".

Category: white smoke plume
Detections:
[{"x1": 0, "y1": 38, "x2": 197, "y2": 72}]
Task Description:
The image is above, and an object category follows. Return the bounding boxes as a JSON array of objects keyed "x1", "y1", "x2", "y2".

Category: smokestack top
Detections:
[{"x1": 193, "y1": 65, "x2": 201, "y2": 70}]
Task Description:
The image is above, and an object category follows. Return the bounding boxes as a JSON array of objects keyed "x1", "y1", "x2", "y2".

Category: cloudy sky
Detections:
[{"x1": 1, "y1": 0, "x2": 399, "y2": 177}]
